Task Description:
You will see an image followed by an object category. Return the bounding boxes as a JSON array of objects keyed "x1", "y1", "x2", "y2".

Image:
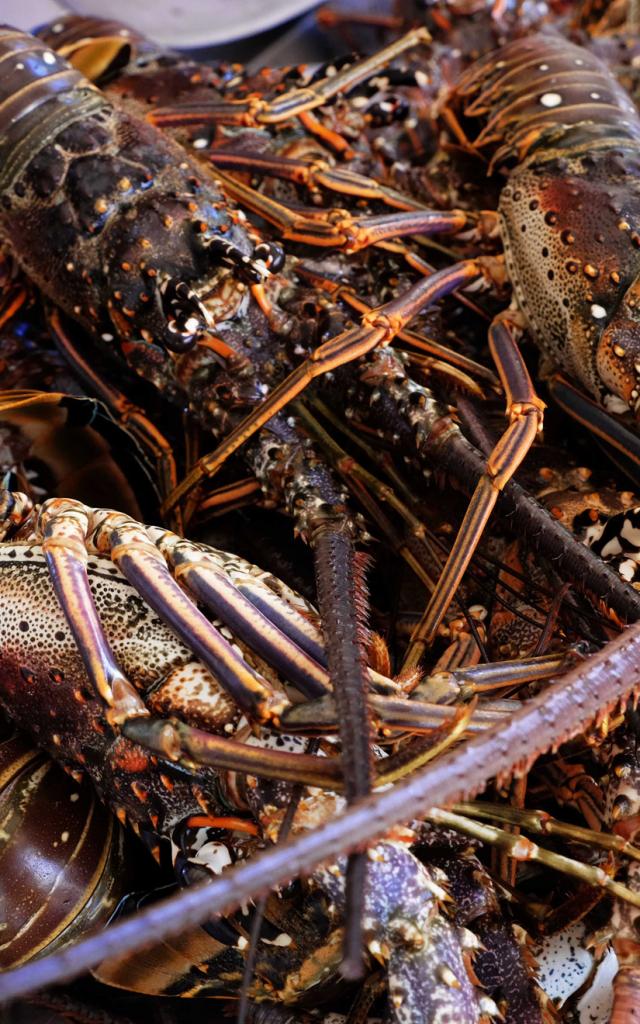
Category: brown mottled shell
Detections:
[
  {"x1": 0, "y1": 28, "x2": 250, "y2": 361},
  {"x1": 0, "y1": 543, "x2": 240, "y2": 835},
  {"x1": 500, "y1": 155, "x2": 640, "y2": 400},
  {"x1": 448, "y1": 33, "x2": 640, "y2": 403}
]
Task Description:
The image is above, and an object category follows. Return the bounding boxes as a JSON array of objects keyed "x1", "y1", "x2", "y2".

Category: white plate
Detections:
[{"x1": 59, "y1": 0, "x2": 320, "y2": 48}]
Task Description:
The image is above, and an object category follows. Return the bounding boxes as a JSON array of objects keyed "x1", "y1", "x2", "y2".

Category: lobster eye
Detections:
[{"x1": 159, "y1": 278, "x2": 208, "y2": 352}]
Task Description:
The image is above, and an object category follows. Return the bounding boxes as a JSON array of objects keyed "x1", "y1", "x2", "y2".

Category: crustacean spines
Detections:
[
  {"x1": 5, "y1": 609, "x2": 640, "y2": 1003},
  {"x1": 160, "y1": 259, "x2": 488, "y2": 512},
  {"x1": 310, "y1": 522, "x2": 372, "y2": 975},
  {"x1": 0, "y1": 493, "x2": 497, "y2": 1011},
  {"x1": 334, "y1": 343, "x2": 640, "y2": 624},
  {"x1": 317, "y1": 842, "x2": 488, "y2": 1023}
]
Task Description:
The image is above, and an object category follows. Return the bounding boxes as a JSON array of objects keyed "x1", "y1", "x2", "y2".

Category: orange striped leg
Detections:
[
  {"x1": 406, "y1": 311, "x2": 545, "y2": 659},
  {"x1": 149, "y1": 28, "x2": 430, "y2": 129},
  {"x1": 215, "y1": 169, "x2": 470, "y2": 252},
  {"x1": 162, "y1": 259, "x2": 487, "y2": 516}
]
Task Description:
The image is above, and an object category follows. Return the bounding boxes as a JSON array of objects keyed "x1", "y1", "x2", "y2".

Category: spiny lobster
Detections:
[
  {"x1": 0, "y1": 487, "x2": 527, "y2": 1019},
  {"x1": 32, "y1": 14, "x2": 640, "y2": 641},
  {"x1": 2, "y1": 14, "x2": 638, "y2": 1015}
]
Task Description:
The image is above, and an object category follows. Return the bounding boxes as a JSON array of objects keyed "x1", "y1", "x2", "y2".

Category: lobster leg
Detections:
[
  {"x1": 209, "y1": 151, "x2": 430, "y2": 212},
  {"x1": 12, "y1": 492, "x2": 401, "y2": 794},
  {"x1": 34, "y1": 497, "x2": 345, "y2": 725},
  {"x1": 86, "y1": 508, "x2": 289, "y2": 723},
  {"x1": 548, "y1": 374, "x2": 640, "y2": 485},
  {"x1": 409, "y1": 311, "x2": 545, "y2": 648},
  {"x1": 48, "y1": 310, "x2": 179, "y2": 512},
  {"x1": 122, "y1": 716, "x2": 345, "y2": 789},
  {"x1": 333, "y1": 345, "x2": 640, "y2": 625},
  {"x1": 297, "y1": 266, "x2": 499, "y2": 386},
  {"x1": 6, "y1": 616, "x2": 640, "y2": 1003},
  {"x1": 149, "y1": 28, "x2": 430, "y2": 128},
  {"x1": 37, "y1": 500, "x2": 148, "y2": 720},
  {"x1": 161, "y1": 258, "x2": 489, "y2": 514},
  {"x1": 216, "y1": 170, "x2": 472, "y2": 252}
]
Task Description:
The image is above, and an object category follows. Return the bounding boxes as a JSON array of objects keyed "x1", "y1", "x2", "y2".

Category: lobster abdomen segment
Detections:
[
  {"x1": 454, "y1": 34, "x2": 640, "y2": 169},
  {"x1": 450, "y1": 34, "x2": 640, "y2": 409}
]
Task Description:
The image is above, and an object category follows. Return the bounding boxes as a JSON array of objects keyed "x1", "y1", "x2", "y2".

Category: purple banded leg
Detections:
[
  {"x1": 88, "y1": 511, "x2": 286, "y2": 724},
  {"x1": 32, "y1": 496, "x2": 390, "y2": 795},
  {"x1": 229, "y1": 547, "x2": 403, "y2": 696},
  {"x1": 405, "y1": 311, "x2": 545, "y2": 661},
  {"x1": 36, "y1": 499, "x2": 147, "y2": 722},
  {"x1": 280, "y1": 691, "x2": 511, "y2": 734},
  {"x1": 151, "y1": 531, "x2": 331, "y2": 700},
  {"x1": 122, "y1": 716, "x2": 344, "y2": 789}
]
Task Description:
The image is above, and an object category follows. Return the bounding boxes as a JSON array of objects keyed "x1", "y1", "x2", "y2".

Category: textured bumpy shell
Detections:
[
  {"x1": 454, "y1": 33, "x2": 640, "y2": 406},
  {"x1": 0, "y1": 543, "x2": 239, "y2": 837},
  {"x1": 317, "y1": 842, "x2": 483, "y2": 1024},
  {"x1": 0, "y1": 28, "x2": 250, "y2": 365}
]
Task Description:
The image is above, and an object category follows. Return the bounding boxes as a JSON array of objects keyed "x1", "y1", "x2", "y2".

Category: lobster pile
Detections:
[{"x1": 3, "y1": 2, "x2": 640, "y2": 1020}]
